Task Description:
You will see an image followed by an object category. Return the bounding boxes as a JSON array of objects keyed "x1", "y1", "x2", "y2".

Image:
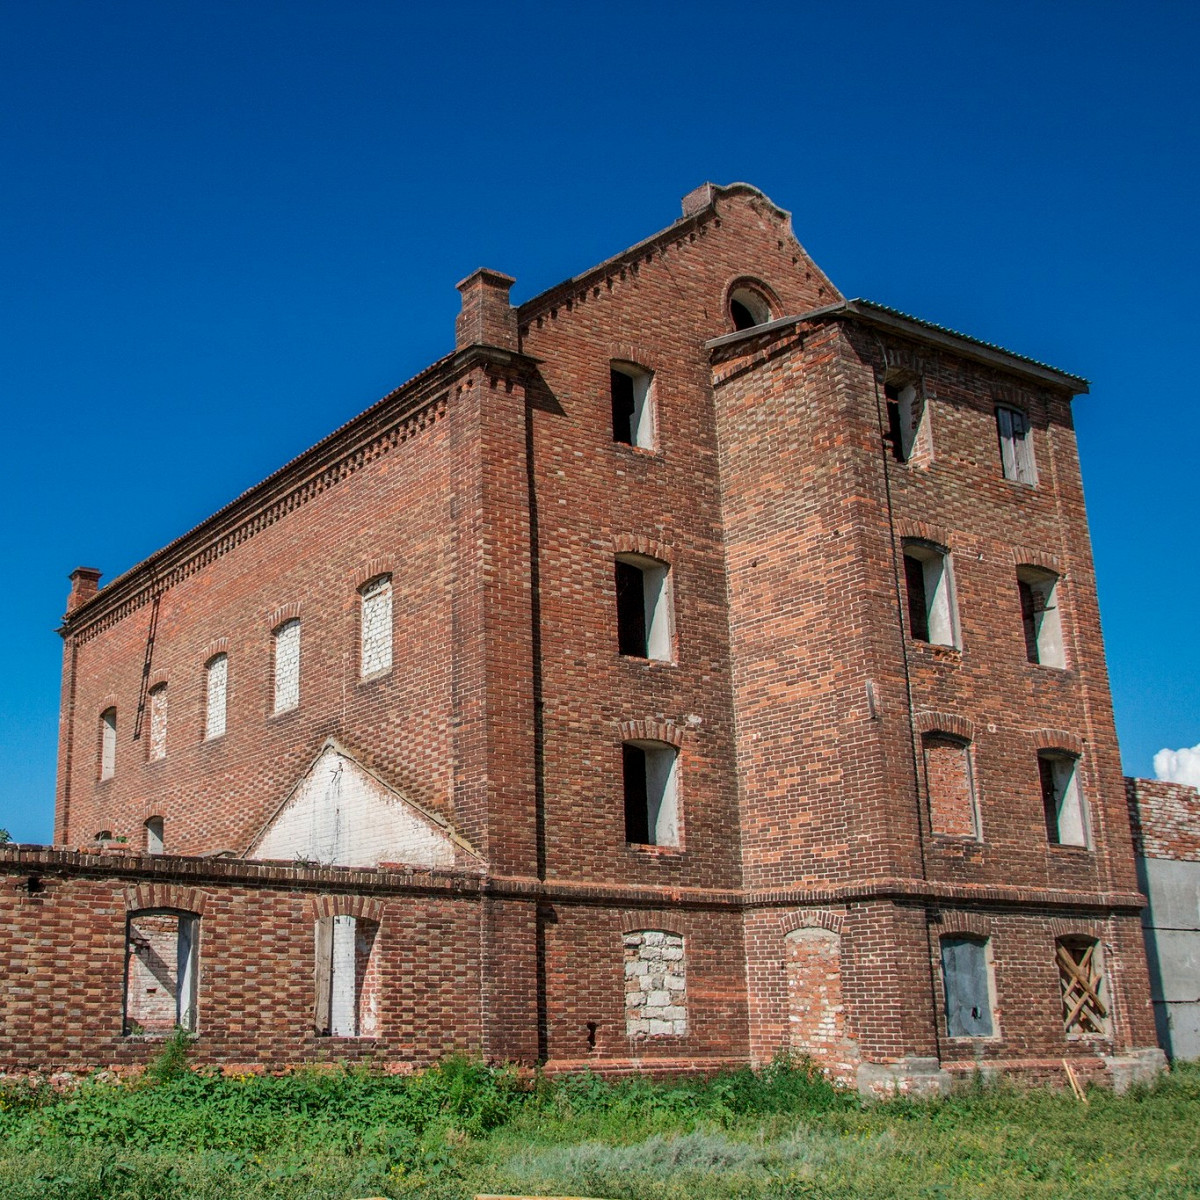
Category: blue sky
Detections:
[{"x1": 2, "y1": 1, "x2": 1197, "y2": 841}]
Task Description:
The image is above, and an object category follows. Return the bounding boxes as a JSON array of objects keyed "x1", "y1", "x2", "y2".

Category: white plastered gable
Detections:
[{"x1": 247, "y1": 739, "x2": 472, "y2": 869}]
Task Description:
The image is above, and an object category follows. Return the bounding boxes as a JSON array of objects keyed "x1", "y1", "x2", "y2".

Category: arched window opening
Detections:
[
  {"x1": 610, "y1": 362, "x2": 655, "y2": 449},
  {"x1": 144, "y1": 816, "x2": 164, "y2": 855},
  {"x1": 1039, "y1": 751, "x2": 1088, "y2": 847},
  {"x1": 614, "y1": 554, "x2": 673, "y2": 661},
  {"x1": 728, "y1": 286, "x2": 772, "y2": 330},
  {"x1": 622, "y1": 740, "x2": 679, "y2": 846},
  {"x1": 1017, "y1": 566, "x2": 1065, "y2": 668},
  {"x1": 99, "y1": 708, "x2": 117, "y2": 780},
  {"x1": 902, "y1": 541, "x2": 959, "y2": 648}
]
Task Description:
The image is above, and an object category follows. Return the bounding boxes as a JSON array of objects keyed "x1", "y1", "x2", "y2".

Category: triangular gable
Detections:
[{"x1": 246, "y1": 739, "x2": 475, "y2": 869}]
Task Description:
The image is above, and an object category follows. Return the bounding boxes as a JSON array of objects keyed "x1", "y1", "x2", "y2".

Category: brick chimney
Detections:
[
  {"x1": 66, "y1": 567, "x2": 102, "y2": 615},
  {"x1": 455, "y1": 268, "x2": 517, "y2": 351}
]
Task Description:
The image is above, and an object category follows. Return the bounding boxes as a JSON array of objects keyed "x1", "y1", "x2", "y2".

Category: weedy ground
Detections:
[{"x1": 0, "y1": 1039, "x2": 1195, "y2": 1199}]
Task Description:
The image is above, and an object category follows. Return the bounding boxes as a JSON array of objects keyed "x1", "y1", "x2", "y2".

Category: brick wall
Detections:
[{"x1": 1127, "y1": 777, "x2": 1200, "y2": 861}]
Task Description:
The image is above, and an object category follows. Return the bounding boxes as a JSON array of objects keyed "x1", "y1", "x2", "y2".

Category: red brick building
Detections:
[{"x1": 13, "y1": 182, "x2": 1164, "y2": 1091}]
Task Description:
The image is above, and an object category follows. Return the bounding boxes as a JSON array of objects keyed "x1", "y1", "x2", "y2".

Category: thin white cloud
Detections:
[{"x1": 1154, "y1": 744, "x2": 1200, "y2": 790}]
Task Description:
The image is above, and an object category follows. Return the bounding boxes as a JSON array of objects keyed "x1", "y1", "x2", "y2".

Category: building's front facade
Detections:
[{"x1": 7, "y1": 183, "x2": 1163, "y2": 1091}]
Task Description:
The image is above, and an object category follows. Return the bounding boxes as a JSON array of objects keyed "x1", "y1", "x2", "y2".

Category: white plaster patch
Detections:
[{"x1": 249, "y1": 744, "x2": 456, "y2": 868}]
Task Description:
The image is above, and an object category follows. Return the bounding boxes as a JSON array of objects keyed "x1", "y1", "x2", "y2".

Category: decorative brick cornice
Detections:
[
  {"x1": 1029, "y1": 728, "x2": 1085, "y2": 756},
  {"x1": 915, "y1": 711, "x2": 975, "y2": 741}
]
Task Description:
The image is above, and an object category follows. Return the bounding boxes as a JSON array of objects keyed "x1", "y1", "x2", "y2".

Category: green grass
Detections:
[{"x1": 0, "y1": 1047, "x2": 1196, "y2": 1198}]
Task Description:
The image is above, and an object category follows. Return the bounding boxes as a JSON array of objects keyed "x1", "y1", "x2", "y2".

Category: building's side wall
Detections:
[
  {"x1": 58, "y1": 390, "x2": 463, "y2": 859},
  {"x1": 1128, "y1": 777, "x2": 1200, "y2": 1059}
]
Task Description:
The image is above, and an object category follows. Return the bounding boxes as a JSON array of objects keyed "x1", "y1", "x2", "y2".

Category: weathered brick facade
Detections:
[{"x1": 19, "y1": 183, "x2": 1163, "y2": 1091}]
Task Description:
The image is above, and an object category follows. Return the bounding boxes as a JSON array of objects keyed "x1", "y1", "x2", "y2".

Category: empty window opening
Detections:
[
  {"x1": 273, "y1": 619, "x2": 301, "y2": 713},
  {"x1": 148, "y1": 684, "x2": 168, "y2": 761},
  {"x1": 610, "y1": 363, "x2": 654, "y2": 449},
  {"x1": 95, "y1": 830, "x2": 113, "y2": 843},
  {"x1": 728, "y1": 286, "x2": 772, "y2": 330},
  {"x1": 99, "y1": 708, "x2": 117, "y2": 780},
  {"x1": 623, "y1": 930, "x2": 687, "y2": 1038},
  {"x1": 902, "y1": 542, "x2": 958, "y2": 647},
  {"x1": 314, "y1": 915, "x2": 380, "y2": 1037},
  {"x1": 1057, "y1": 936, "x2": 1108, "y2": 1036},
  {"x1": 204, "y1": 653, "x2": 228, "y2": 740},
  {"x1": 1039, "y1": 751, "x2": 1088, "y2": 847},
  {"x1": 923, "y1": 734, "x2": 979, "y2": 839},
  {"x1": 997, "y1": 405, "x2": 1037, "y2": 485},
  {"x1": 360, "y1": 576, "x2": 393, "y2": 678},
  {"x1": 124, "y1": 909, "x2": 198, "y2": 1035},
  {"x1": 615, "y1": 555, "x2": 672, "y2": 660},
  {"x1": 941, "y1": 936, "x2": 995, "y2": 1038},
  {"x1": 144, "y1": 816, "x2": 164, "y2": 855},
  {"x1": 885, "y1": 381, "x2": 923, "y2": 463},
  {"x1": 623, "y1": 741, "x2": 680, "y2": 847},
  {"x1": 1017, "y1": 567, "x2": 1065, "y2": 668}
]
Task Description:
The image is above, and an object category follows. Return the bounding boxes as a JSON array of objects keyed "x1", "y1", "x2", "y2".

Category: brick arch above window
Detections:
[
  {"x1": 779, "y1": 908, "x2": 844, "y2": 937},
  {"x1": 1029, "y1": 728, "x2": 1085, "y2": 756},
  {"x1": 310, "y1": 894, "x2": 386, "y2": 923},
  {"x1": 201, "y1": 637, "x2": 229, "y2": 662},
  {"x1": 146, "y1": 671, "x2": 170, "y2": 692},
  {"x1": 124, "y1": 883, "x2": 208, "y2": 915},
  {"x1": 915, "y1": 711, "x2": 975, "y2": 741},
  {"x1": 97, "y1": 693, "x2": 119, "y2": 714},
  {"x1": 612, "y1": 533, "x2": 673, "y2": 563},
  {"x1": 608, "y1": 343, "x2": 656, "y2": 373},
  {"x1": 931, "y1": 909, "x2": 992, "y2": 938},
  {"x1": 1048, "y1": 917, "x2": 1106, "y2": 941},
  {"x1": 722, "y1": 274, "x2": 782, "y2": 318},
  {"x1": 1010, "y1": 545, "x2": 1062, "y2": 574},
  {"x1": 353, "y1": 557, "x2": 396, "y2": 589},
  {"x1": 617, "y1": 719, "x2": 684, "y2": 748},
  {"x1": 269, "y1": 601, "x2": 302, "y2": 629},
  {"x1": 895, "y1": 519, "x2": 955, "y2": 550}
]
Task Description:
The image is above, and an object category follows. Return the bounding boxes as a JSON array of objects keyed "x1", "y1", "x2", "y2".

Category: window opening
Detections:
[
  {"x1": 204, "y1": 654, "x2": 228, "y2": 740},
  {"x1": 941, "y1": 936, "x2": 994, "y2": 1037},
  {"x1": 623, "y1": 930, "x2": 687, "y2": 1037},
  {"x1": 623, "y1": 741, "x2": 679, "y2": 846},
  {"x1": 610, "y1": 363, "x2": 654, "y2": 449},
  {"x1": 273, "y1": 619, "x2": 301, "y2": 713},
  {"x1": 1039, "y1": 752, "x2": 1088, "y2": 846},
  {"x1": 1017, "y1": 568, "x2": 1065, "y2": 668},
  {"x1": 1057, "y1": 936, "x2": 1107, "y2": 1035},
  {"x1": 923, "y1": 734, "x2": 979, "y2": 838},
  {"x1": 360, "y1": 576, "x2": 393, "y2": 678},
  {"x1": 997, "y1": 406, "x2": 1037, "y2": 485},
  {"x1": 148, "y1": 685, "x2": 168, "y2": 761},
  {"x1": 884, "y1": 382, "x2": 920, "y2": 462},
  {"x1": 124, "y1": 909, "x2": 198, "y2": 1035},
  {"x1": 314, "y1": 915, "x2": 380, "y2": 1037},
  {"x1": 145, "y1": 817, "x2": 164, "y2": 855},
  {"x1": 728, "y1": 286, "x2": 771, "y2": 330},
  {"x1": 99, "y1": 708, "x2": 117, "y2": 780},
  {"x1": 903, "y1": 542, "x2": 958, "y2": 647},
  {"x1": 615, "y1": 555, "x2": 672, "y2": 660}
]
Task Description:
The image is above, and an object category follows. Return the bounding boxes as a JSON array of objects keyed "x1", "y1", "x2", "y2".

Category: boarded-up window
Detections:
[
  {"x1": 148, "y1": 684, "x2": 168, "y2": 760},
  {"x1": 785, "y1": 927, "x2": 856, "y2": 1083},
  {"x1": 923, "y1": 734, "x2": 979, "y2": 838},
  {"x1": 124, "y1": 909, "x2": 198, "y2": 1035},
  {"x1": 941, "y1": 936, "x2": 994, "y2": 1037},
  {"x1": 314, "y1": 915, "x2": 380, "y2": 1037},
  {"x1": 273, "y1": 619, "x2": 301, "y2": 713},
  {"x1": 1039, "y1": 752, "x2": 1088, "y2": 846},
  {"x1": 205, "y1": 654, "x2": 228, "y2": 740},
  {"x1": 623, "y1": 930, "x2": 686, "y2": 1037},
  {"x1": 360, "y1": 576, "x2": 393, "y2": 678},
  {"x1": 997, "y1": 405, "x2": 1037, "y2": 486},
  {"x1": 99, "y1": 708, "x2": 117, "y2": 780},
  {"x1": 1057, "y1": 936, "x2": 1107, "y2": 1036}
]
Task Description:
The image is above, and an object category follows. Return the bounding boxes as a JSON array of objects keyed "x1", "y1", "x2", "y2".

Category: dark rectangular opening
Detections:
[
  {"x1": 623, "y1": 744, "x2": 649, "y2": 844},
  {"x1": 1039, "y1": 755, "x2": 1061, "y2": 843},
  {"x1": 904, "y1": 554, "x2": 929, "y2": 641},
  {"x1": 1018, "y1": 579, "x2": 1040, "y2": 663},
  {"x1": 885, "y1": 383, "x2": 905, "y2": 461},
  {"x1": 615, "y1": 560, "x2": 646, "y2": 656},
  {"x1": 611, "y1": 369, "x2": 635, "y2": 444}
]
